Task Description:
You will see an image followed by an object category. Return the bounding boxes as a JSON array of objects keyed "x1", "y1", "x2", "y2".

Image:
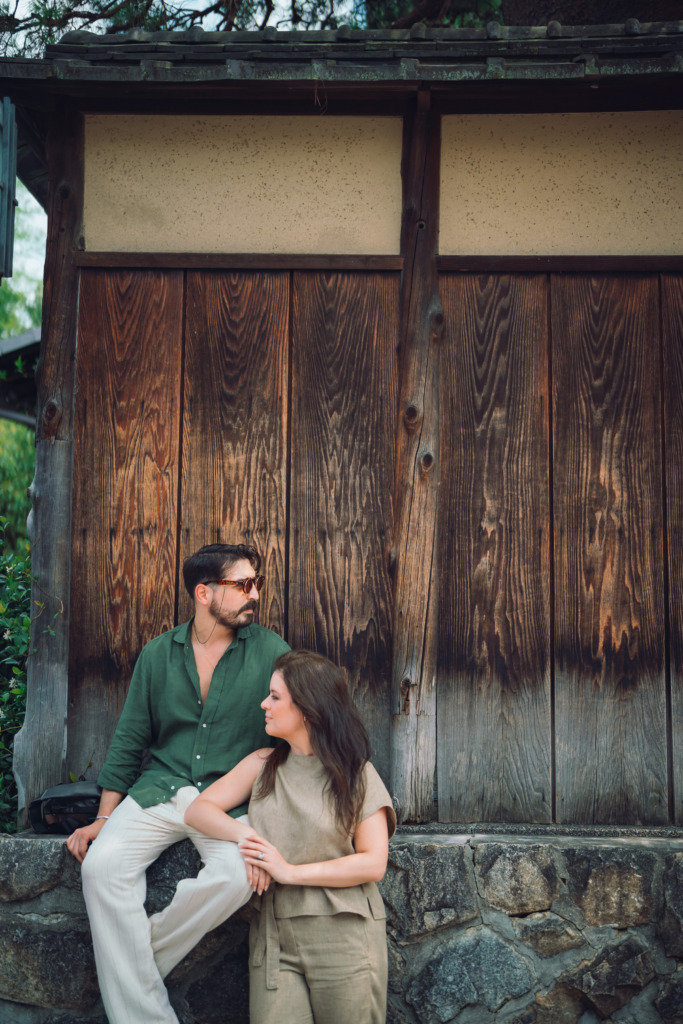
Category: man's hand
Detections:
[
  {"x1": 66, "y1": 818, "x2": 108, "y2": 863},
  {"x1": 66, "y1": 788, "x2": 125, "y2": 863}
]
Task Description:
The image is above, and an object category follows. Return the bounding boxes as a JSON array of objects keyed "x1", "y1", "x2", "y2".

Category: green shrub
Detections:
[
  {"x1": 0, "y1": 420, "x2": 34, "y2": 552},
  {"x1": 0, "y1": 518, "x2": 30, "y2": 831}
]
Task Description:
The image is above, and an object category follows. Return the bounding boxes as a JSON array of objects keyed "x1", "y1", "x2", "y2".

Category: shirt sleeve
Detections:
[
  {"x1": 97, "y1": 644, "x2": 154, "y2": 794},
  {"x1": 361, "y1": 762, "x2": 397, "y2": 839}
]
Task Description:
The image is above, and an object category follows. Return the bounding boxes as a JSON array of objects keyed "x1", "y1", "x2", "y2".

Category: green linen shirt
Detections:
[{"x1": 97, "y1": 620, "x2": 289, "y2": 817}]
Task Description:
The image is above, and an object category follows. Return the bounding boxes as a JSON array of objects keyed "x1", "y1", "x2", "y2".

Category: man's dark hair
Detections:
[{"x1": 182, "y1": 544, "x2": 261, "y2": 598}]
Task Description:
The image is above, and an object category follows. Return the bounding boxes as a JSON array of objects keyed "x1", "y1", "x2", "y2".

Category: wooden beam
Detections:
[
  {"x1": 74, "y1": 252, "x2": 404, "y2": 271},
  {"x1": 437, "y1": 256, "x2": 683, "y2": 273},
  {"x1": 390, "y1": 90, "x2": 442, "y2": 822},
  {"x1": 12, "y1": 109, "x2": 83, "y2": 821}
]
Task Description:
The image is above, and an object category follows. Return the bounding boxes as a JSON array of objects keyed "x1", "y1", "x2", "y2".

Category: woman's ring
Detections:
[{"x1": 258, "y1": 852, "x2": 265, "y2": 861}]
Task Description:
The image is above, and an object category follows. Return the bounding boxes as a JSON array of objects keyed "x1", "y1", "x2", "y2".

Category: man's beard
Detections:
[{"x1": 209, "y1": 592, "x2": 257, "y2": 630}]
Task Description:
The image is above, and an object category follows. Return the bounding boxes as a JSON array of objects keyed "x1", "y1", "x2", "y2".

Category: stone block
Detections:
[
  {"x1": 406, "y1": 926, "x2": 534, "y2": 1022},
  {"x1": 184, "y1": 947, "x2": 249, "y2": 1024},
  {"x1": 0, "y1": 836, "x2": 80, "y2": 902},
  {"x1": 381, "y1": 841, "x2": 477, "y2": 940},
  {"x1": 655, "y1": 971, "x2": 683, "y2": 1024},
  {"x1": 474, "y1": 843, "x2": 560, "y2": 915},
  {"x1": 0, "y1": 914, "x2": 100, "y2": 1011},
  {"x1": 562, "y1": 846, "x2": 658, "y2": 928},
  {"x1": 0, "y1": 997, "x2": 106, "y2": 1024},
  {"x1": 659, "y1": 853, "x2": 683, "y2": 958},
  {"x1": 567, "y1": 936, "x2": 655, "y2": 1018},
  {"x1": 512, "y1": 911, "x2": 585, "y2": 958},
  {"x1": 511, "y1": 983, "x2": 587, "y2": 1024}
]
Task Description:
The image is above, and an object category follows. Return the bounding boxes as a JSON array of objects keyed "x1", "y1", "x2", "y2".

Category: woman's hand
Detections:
[
  {"x1": 241, "y1": 835, "x2": 273, "y2": 895},
  {"x1": 239, "y1": 835, "x2": 296, "y2": 886}
]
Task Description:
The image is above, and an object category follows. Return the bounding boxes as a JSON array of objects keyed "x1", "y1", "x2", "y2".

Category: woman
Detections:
[{"x1": 184, "y1": 649, "x2": 396, "y2": 1024}]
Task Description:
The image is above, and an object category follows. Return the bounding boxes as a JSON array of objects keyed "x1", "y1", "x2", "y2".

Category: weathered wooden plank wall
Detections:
[
  {"x1": 179, "y1": 271, "x2": 289, "y2": 636},
  {"x1": 69, "y1": 269, "x2": 183, "y2": 772},
  {"x1": 288, "y1": 272, "x2": 397, "y2": 780},
  {"x1": 663, "y1": 274, "x2": 683, "y2": 825},
  {"x1": 437, "y1": 274, "x2": 551, "y2": 823},
  {"x1": 63, "y1": 267, "x2": 682, "y2": 825},
  {"x1": 552, "y1": 275, "x2": 667, "y2": 825}
]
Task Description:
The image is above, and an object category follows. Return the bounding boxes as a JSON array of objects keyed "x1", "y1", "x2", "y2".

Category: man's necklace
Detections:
[{"x1": 193, "y1": 621, "x2": 217, "y2": 645}]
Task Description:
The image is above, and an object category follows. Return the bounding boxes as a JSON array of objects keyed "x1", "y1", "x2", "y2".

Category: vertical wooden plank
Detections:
[
  {"x1": 437, "y1": 273, "x2": 551, "y2": 822},
  {"x1": 13, "y1": 109, "x2": 82, "y2": 818},
  {"x1": 289, "y1": 271, "x2": 397, "y2": 782},
  {"x1": 553, "y1": 274, "x2": 666, "y2": 824},
  {"x1": 67, "y1": 268, "x2": 183, "y2": 780},
  {"x1": 180, "y1": 272, "x2": 289, "y2": 639},
  {"x1": 390, "y1": 91, "x2": 442, "y2": 821},
  {"x1": 663, "y1": 274, "x2": 683, "y2": 824}
]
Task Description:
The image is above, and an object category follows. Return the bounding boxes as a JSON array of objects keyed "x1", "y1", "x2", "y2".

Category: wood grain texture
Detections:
[
  {"x1": 68, "y1": 269, "x2": 183, "y2": 779},
  {"x1": 179, "y1": 272, "x2": 289, "y2": 637},
  {"x1": 390, "y1": 93, "x2": 442, "y2": 822},
  {"x1": 289, "y1": 271, "x2": 398, "y2": 781},
  {"x1": 13, "y1": 109, "x2": 83, "y2": 818},
  {"x1": 663, "y1": 274, "x2": 683, "y2": 824},
  {"x1": 553, "y1": 274, "x2": 666, "y2": 824},
  {"x1": 437, "y1": 273, "x2": 551, "y2": 822}
]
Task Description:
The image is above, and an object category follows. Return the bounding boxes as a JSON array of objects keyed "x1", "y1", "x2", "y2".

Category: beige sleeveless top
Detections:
[{"x1": 248, "y1": 753, "x2": 396, "y2": 919}]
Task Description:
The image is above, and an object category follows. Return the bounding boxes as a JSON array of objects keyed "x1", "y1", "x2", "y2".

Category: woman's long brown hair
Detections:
[{"x1": 253, "y1": 650, "x2": 371, "y2": 835}]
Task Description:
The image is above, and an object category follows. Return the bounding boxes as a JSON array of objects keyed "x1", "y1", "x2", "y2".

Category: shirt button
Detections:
[
  {"x1": 171, "y1": 786, "x2": 175, "y2": 791},
  {"x1": 196, "y1": 755, "x2": 201, "y2": 760},
  {"x1": 197, "y1": 781, "x2": 202, "y2": 786},
  {"x1": 202, "y1": 724, "x2": 207, "y2": 728}
]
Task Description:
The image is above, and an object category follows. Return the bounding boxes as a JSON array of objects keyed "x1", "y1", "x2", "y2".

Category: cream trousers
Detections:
[{"x1": 81, "y1": 787, "x2": 252, "y2": 1024}]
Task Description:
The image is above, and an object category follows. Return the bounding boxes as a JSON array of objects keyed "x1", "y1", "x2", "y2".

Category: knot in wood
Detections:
[
  {"x1": 44, "y1": 402, "x2": 59, "y2": 423},
  {"x1": 416, "y1": 220, "x2": 426, "y2": 231},
  {"x1": 58, "y1": 185, "x2": 71, "y2": 202},
  {"x1": 403, "y1": 404, "x2": 421, "y2": 430},
  {"x1": 420, "y1": 451, "x2": 435, "y2": 474}
]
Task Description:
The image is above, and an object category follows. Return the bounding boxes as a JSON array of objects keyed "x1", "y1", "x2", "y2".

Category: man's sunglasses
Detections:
[{"x1": 204, "y1": 575, "x2": 265, "y2": 595}]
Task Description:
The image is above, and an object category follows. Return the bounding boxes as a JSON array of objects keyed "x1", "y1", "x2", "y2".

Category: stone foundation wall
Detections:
[{"x1": 2, "y1": 829, "x2": 683, "y2": 1024}]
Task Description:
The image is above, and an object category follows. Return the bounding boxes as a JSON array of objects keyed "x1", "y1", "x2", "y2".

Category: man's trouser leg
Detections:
[
  {"x1": 81, "y1": 794, "x2": 187, "y2": 1024},
  {"x1": 150, "y1": 789, "x2": 253, "y2": 978},
  {"x1": 81, "y1": 788, "x2": 251, "y2": 1024}
]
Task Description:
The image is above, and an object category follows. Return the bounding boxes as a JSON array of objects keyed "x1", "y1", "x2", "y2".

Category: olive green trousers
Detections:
[{"x1": 249, "y1": 909, "x2": 388, "y2": 1024}]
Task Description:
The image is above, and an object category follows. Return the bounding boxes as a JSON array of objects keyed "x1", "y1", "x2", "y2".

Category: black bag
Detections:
[{"x1": 29, "y1": 781, "x2": 102, "y2": 835}]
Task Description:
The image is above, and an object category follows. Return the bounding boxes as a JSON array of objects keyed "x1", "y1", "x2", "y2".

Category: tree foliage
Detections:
[
  {"x1": 1, "y1": 0, "x2": 681, "y2": 56},
  {"x1": 0, "y1": 518, "x2": 29, "y2": 832},
  {"x1": 0, "y1": 0, "x2": 531, "y2": 55}
]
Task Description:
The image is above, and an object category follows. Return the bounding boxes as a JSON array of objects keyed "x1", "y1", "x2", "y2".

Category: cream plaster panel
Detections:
[
  {"x1": 84, "y1": 115, "x2": 402, "y2": 254},
  {"x1": 441, "y1": 112, "x2": 683, "y2": 255}
]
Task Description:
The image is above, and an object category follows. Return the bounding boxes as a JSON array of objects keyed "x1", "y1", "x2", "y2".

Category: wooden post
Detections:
[
  {"x1": 13, "y1": 108, "x2": 83, "y2": 821},
  {"x1": 390, "y1": 90, "x2": 442, "y2": 822}
]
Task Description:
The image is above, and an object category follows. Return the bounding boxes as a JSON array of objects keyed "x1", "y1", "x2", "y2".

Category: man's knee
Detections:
[
  {"x1": 81, "y1": 828, "x2": 132, "y2": 890},
  {"x1": 201, "y1": 838, "x2": 250, "y2": 885}
]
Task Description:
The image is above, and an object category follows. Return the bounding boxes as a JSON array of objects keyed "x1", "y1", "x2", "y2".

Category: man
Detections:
[{"x1": 66, "y1": 543, "x2": 289, "y2": 1024}]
